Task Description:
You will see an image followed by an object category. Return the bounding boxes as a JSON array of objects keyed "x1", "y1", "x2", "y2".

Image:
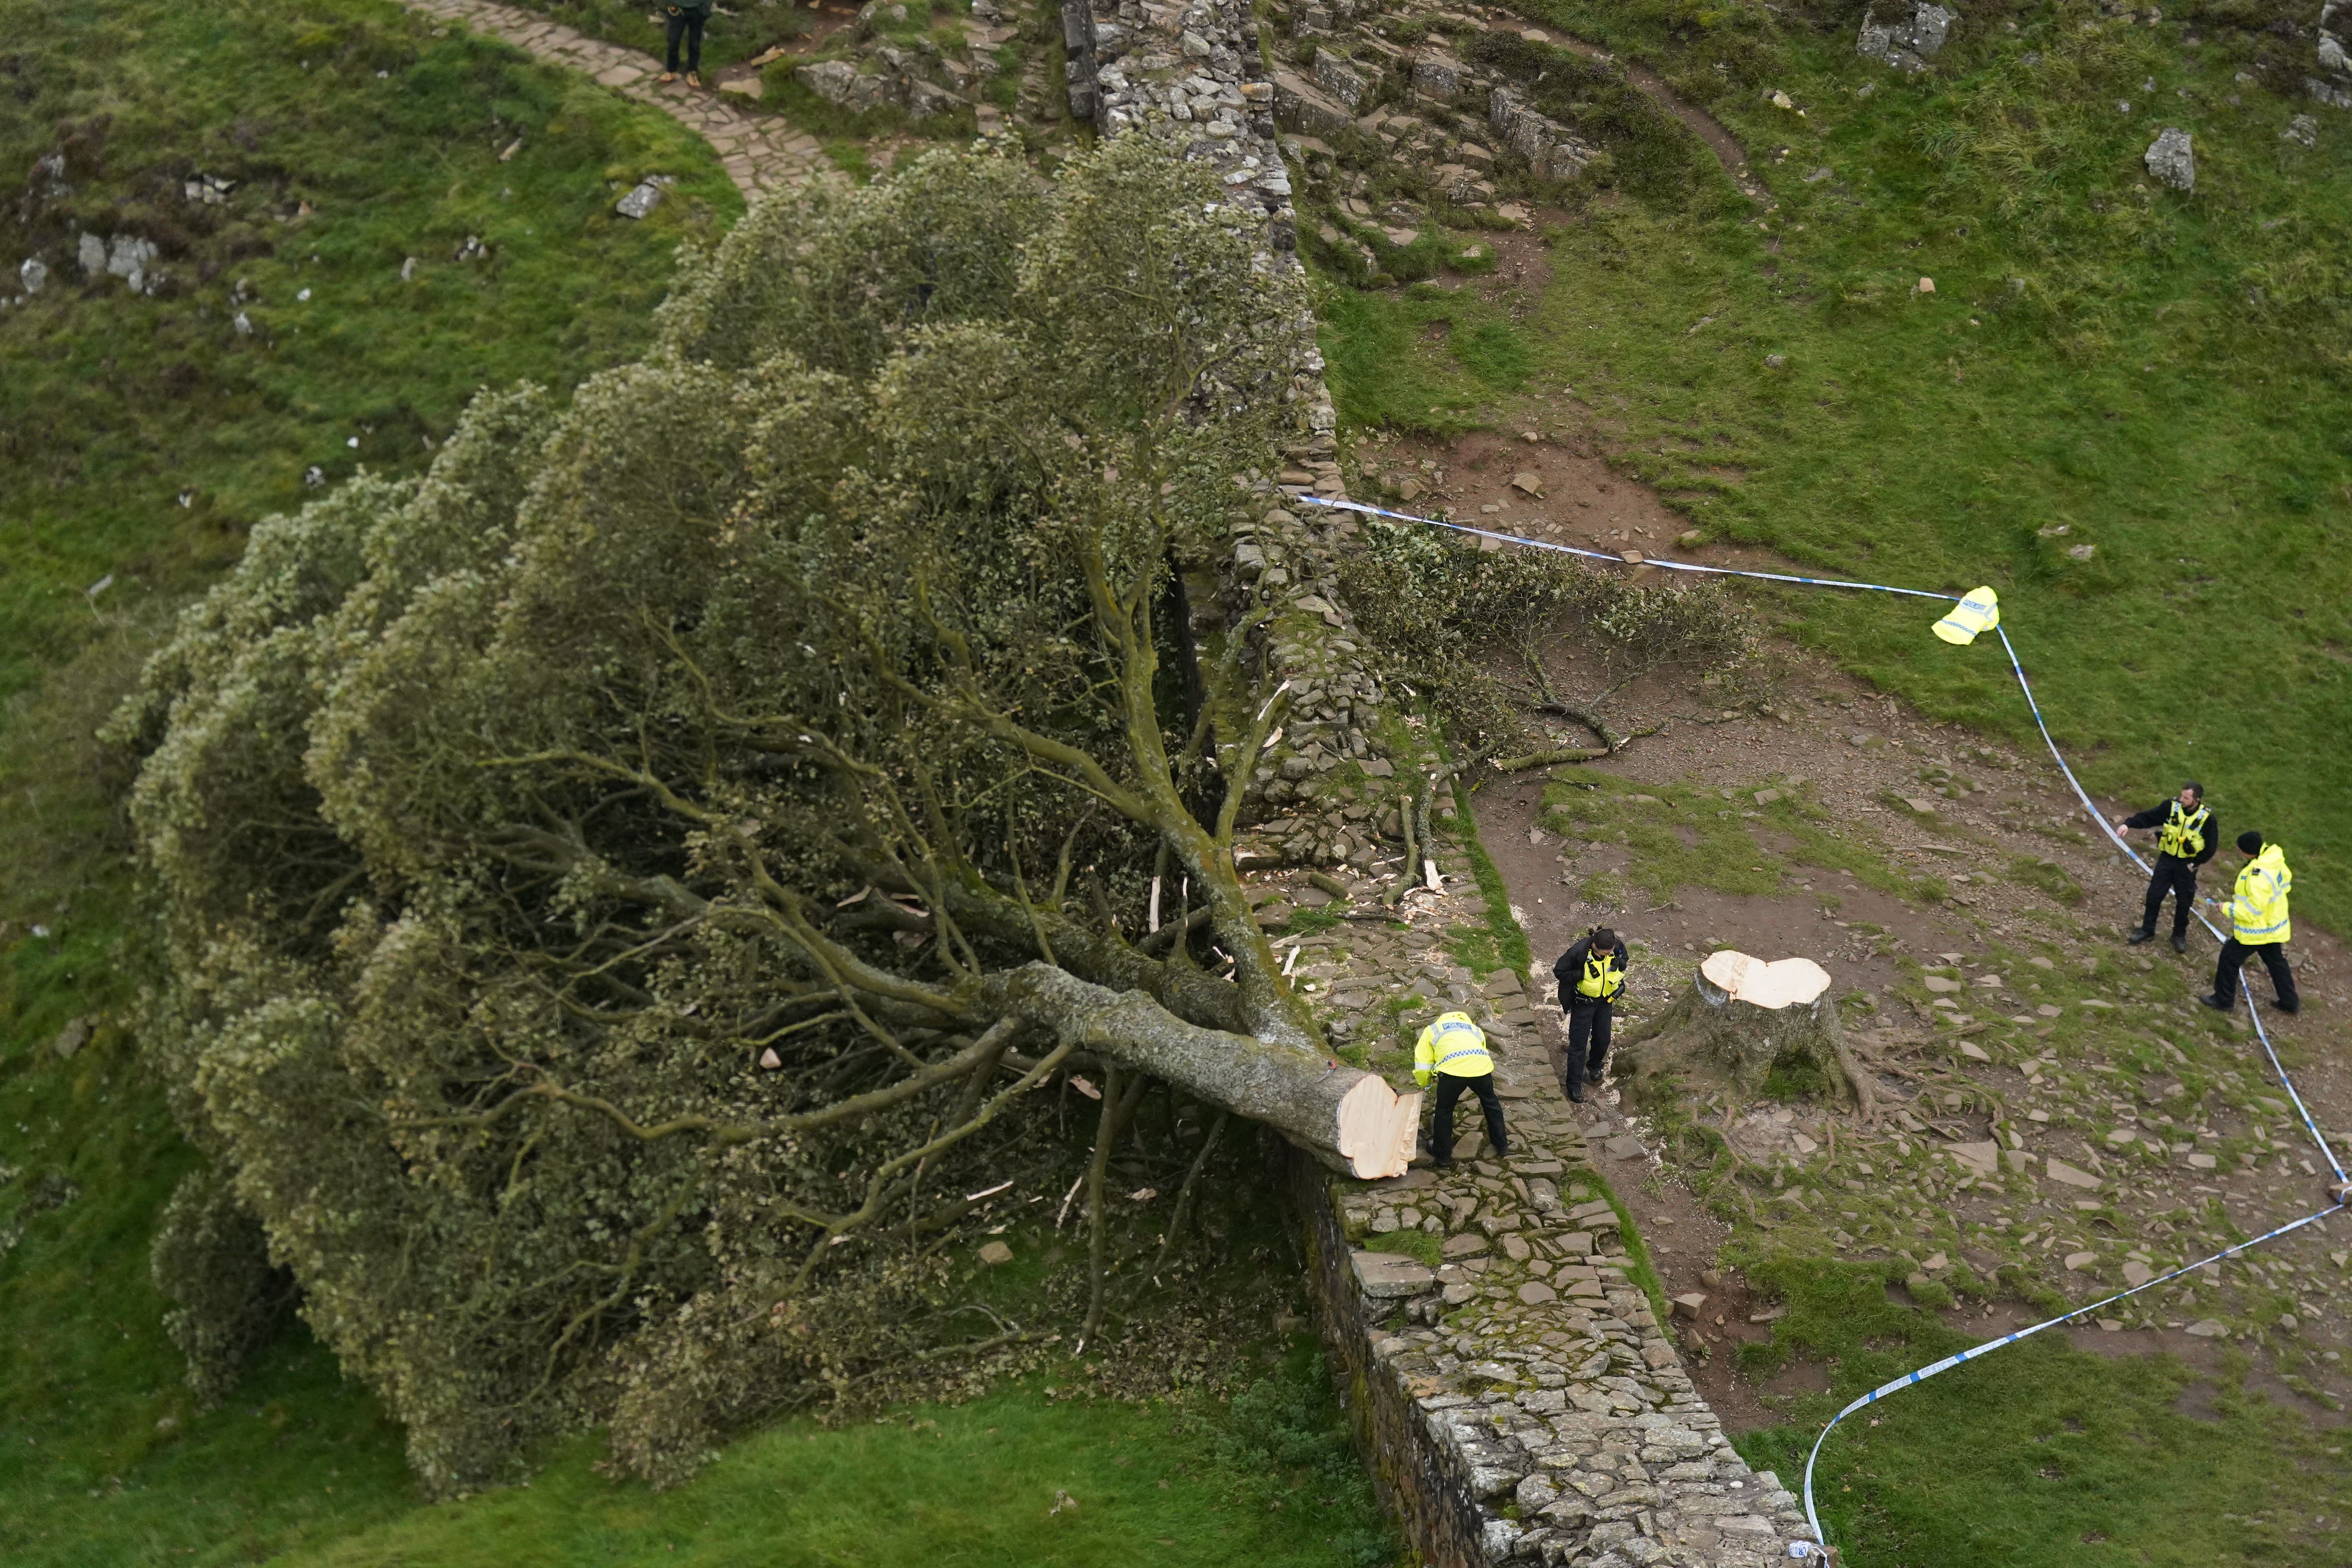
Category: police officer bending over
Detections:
[
  {"x1": 2201, "y1": 830, "x2": 2300, "y2": 1016},
  {"x1": 1414, "y1": 1012, "x2": 1508, "y2": 1167},
  {"x1": 2113, "y1": 781, "x2": 2214, "y2": 953},
  {"x1": 1553, "y1": 926, "x2": 1629, "y2": 1103}
]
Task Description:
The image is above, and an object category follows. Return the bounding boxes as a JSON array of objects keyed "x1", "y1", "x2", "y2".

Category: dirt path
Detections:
[
  {"x1": 1464, "y1": 643, "x2": 2352, "y2": 1431},
  {"x1": 405, "y1": 0, "x2": 840, "y2": 198}
]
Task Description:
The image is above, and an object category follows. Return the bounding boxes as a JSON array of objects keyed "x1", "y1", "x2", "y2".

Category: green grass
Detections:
[
  {"x1": 1316, "y1": 281, "x2": 1524, "y2": 436},
  {"x1": 0, "y1": 1, "x2": 740, "y2": 1561},
  {"x1": 1731, "y1": 1256, "x2": 2352, "y2": 1566},
  {"x1": 1442, "y1": 783, "x2": 1535, "y2": 975},
  {"x1": 1315, "y1": 0, "x2": 2352, "y2": 934},
  {"x1": 1361, "y1": 1229, "x2": 1445, "y2": 1269},
  {"x1": 0, "y1": 0, "x2": 736, "y2": 709},
  {"x1": 1538, "y1": 773, "x2": 1932, "y2": 904},
  {"x1": 265, "y1": 1351, "x2": 1392, "y2": 1568},
  {"x1": 488, "y1": 0, "x2": 818, "y2": 72}
]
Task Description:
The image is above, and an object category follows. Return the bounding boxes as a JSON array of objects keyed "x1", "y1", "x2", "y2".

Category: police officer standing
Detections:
[
  {"x1": 1413, "y1": 1011, "x2": 1509, "y2": 1167},
  {"x1": 2113, "y1": 781, "x2": 2214, "y2": 953},
  {"x1": 1552, "y1": 926, "x2": 1629, "y2": 1103},
  {"x1": 2201, "y1": 831, "x2": 2300, "y2": 1015}
]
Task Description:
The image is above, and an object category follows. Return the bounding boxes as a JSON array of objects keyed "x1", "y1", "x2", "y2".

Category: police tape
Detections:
[
  {"x1": 1788, "y1": 1196, "x2": 2346, "y2": 1559},
  {"x1": 1995, "y1": 624, "x2": 2345, "y2": 1186},
  {"x1": 1291, "y1": 494, "x2": 2344, "y2": 1559}
]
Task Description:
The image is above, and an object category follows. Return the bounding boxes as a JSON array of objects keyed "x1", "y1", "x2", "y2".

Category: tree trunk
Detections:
[
  {"x1": 985, "y1": 962, "x2": 1423, "y2": 1177},
  {"x1": 1614, "y1": 951, "x2": 1874, "y2": 1118}
]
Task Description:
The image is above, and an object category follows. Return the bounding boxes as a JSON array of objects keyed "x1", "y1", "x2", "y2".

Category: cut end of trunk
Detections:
[
  {"x1": 1335, "y1": 1075, "x2": 1422, "y2": 1179},
  {"x1": 1699, "y1": 950, "x2": 1831, "y2": 1009}
]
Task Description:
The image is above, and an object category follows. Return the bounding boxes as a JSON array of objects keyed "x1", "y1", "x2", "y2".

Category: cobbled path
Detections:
[{"x1": 405, "y1": 0, "x2": 840, "y2": 198}]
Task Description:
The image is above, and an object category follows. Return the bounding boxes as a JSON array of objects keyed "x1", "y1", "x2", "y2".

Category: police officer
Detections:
[
  {"x1": 1413, "y1": 1011, "x2": 1508, "y2": 1167},
  {"x1": 1552, "y1": 926, "x2": 1629, "y2": 1103},
  {"x1": 2201, "y1": 831, "x2": 2299, "y2": 1015},
  {"x1": 2113, "y1": 781, "x2": 2215, "y2": 953}
]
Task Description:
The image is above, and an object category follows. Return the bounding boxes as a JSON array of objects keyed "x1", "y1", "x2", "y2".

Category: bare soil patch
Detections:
[{"x1": 1461, "y1": 635, "x2": 2352, "y2": 1432}]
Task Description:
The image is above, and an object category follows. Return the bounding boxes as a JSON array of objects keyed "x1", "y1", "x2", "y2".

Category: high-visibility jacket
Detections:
[
  {"x1": 2229, "y1": 844, "x2": 2292, "y2": 944},
  {"x1": 1575, "y1": 949, "x2": 1626, "y2": 1001},
  {"x1": 1413, "y1": 1012, "x2": 1492, "y2": 1086},
  {"x1": 2158, "y1": 800, "x2": 2211, "y2": 861},
  {"x1": 1930, "y1": 586, "x2": 2000, "y2": 646}
]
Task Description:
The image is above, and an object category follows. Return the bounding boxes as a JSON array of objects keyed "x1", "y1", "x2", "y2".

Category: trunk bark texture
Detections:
[
  {"x1": 984, "y1": 962, "x2": 1422, "y2": 1177},
  {"x1": 1615, "y1": 951, "x2": 1874, "y2": 1118}
]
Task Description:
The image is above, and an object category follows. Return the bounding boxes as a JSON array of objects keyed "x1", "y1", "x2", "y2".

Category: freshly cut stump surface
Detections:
[{"x1": 1618, "y1": 948, "x2": 1874, "y2": 1117}]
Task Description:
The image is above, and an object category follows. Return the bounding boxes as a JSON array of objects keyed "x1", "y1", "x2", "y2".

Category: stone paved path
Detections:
[{"x1": 406, "y1": 0, "x2": 840, "y2": 199}]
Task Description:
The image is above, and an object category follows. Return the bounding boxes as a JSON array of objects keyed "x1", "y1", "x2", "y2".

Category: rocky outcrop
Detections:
[
  {"x1": 1856, "y1": 1, "x2": 1957, "y2": 72},
  {"x1": 77, "y1": 231, "x2": 161, "y2": 294},
  {"x1": 1491, "y1": 88, "x2": 1599, "y2": 183},
  {"x1": 794, "y1": 0, "x2": 987, "y2": 118},
  {"x1": 2314, "y1": 0, "x2": 2352, "y2": 109}
]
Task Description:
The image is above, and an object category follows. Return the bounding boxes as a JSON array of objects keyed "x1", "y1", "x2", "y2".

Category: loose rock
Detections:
[{"x1": 2144, "y1": 127, "x2": 2195, "y2": 191}]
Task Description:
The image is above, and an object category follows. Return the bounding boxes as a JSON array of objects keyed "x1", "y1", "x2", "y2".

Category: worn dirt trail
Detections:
[{"x1": 1465, "y1": 643, "x2": 2352, "y2": 1432}]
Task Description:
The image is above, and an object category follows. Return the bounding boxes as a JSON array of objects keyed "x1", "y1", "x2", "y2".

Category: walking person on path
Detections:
[
  {"x1": 659, "y1": 0, "x2": 713, "y2": 89},
  {"x1": 2201, "y1": 830, "x2": 2300, "y2": 1016},
  {"x1": 1553, "y1": 926, "x2": 1629, "y2": 1104},
  {"x1": 2114, "y1": 780, "x2": 2215, "y2": 953},
  {"x1": 1413, "y1": 1011, "x2": 1508, "y2": 1168}
]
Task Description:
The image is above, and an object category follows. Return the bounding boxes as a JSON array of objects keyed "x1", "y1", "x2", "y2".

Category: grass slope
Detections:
[
  {"x1": 269, "y1": 1357, "x2": 1390, "y2": 1568},
  {"x1": 0, "y1": 0, "x2": 729, "y2": 1560},
  {"x1": 1523, "y1": 758, "x2": 2352, "y2": 1561},
  {"x1": 0, "y1": 0, "x2": 736, "y2": 707},
  {"x1": 1316, "y1": 0, "x2": 2352, "y2": 933},
  {"x1": 1732, "y1": 1258, "x2": 2348, "y2": 1566}
]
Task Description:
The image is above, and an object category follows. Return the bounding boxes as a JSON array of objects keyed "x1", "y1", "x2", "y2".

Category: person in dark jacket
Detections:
[
  {"x1": 2113, "y1": 781, "x2": 2214, "y2": 953},
  {"x1": 659, "y1": 0, "x2": 714, "y2": 89},
  {"x1": 1552, "y1": 927, "x2": 1629, "y2": 1103}
]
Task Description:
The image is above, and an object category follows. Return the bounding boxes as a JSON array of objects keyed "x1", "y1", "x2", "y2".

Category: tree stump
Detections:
[{"x1": 1615, "y1": 951, "x2": 1874, "y2": 1118}]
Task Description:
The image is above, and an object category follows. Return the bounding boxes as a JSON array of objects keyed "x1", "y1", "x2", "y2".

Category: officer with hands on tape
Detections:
[
  {"x1": 2112, "y1": 780, "x2": 2214, "y2": 953},
  {"x1": 2201, "y1": 830, "x2": 2299, "y2": 1016},
  {"x1": 1552, "y1": 926, "x2": 1629, "y2": 1103},
  {"x1": 1412, "y1": 1011, "x2": 1508, "y2": 1168}
]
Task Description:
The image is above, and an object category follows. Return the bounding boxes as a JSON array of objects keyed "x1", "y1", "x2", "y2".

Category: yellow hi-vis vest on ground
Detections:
[
  {"x1": 2159, "y1": 800, "x2": 2210, "y2": 861},
  {"x1": 2229, "y1": 844, "x2": 2292, "y2": 944},
  {"x1": 1930, "y1": 586, "x2": 2000, "y2": 646},
  {"x1": 1413, "y1": 1012, "x2": 1492, "y2": 1086},
  {"x1": 1576, "y1": 950, "x2": 1626, "y2": 1001}
]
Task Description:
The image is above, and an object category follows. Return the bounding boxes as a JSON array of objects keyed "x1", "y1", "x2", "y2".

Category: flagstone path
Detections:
[{"x1": 405, "y1": 0, "x2": 840, "y2": 198}]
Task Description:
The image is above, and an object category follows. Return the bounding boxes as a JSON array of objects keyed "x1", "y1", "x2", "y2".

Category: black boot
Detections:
[
  {"x1": 2126, "y1": 928, "x2": 2155, "y2": 946},
  {"x1": 2198, "y1": 993, "x2": 2230, "y2": 1011},
  {"x1": 2171, "y1": 932, "x2": 2189, "y2": 954},
  {"x1": 1565, "y1": 1077, "x2": 1586, "y2": 1103}
]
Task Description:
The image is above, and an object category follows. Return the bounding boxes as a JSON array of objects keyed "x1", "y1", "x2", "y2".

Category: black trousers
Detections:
[
  {"x1": 2140, "y1": 855, "x2": 2199, "y2": 938},
  {"x1": 665, "y1": 11, "x2": 705, "y2": 71},
  {"x1": 1564, "y1": 1000, "x2": 1614, "y2": 1093},
  {"x1": 2213, "y1": 939, "x2": 2299, "y2": 1011},
  {"x1": 1430, "y1": 1072, "x2": 1506, "y2": 1163}
]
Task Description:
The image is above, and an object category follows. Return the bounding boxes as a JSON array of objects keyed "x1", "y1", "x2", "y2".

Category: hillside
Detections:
[
  {"x1": 4, "y1": 0, "x2": 2349, "y2": 1563},
  {"x1": 1300, "y1": 0, "x2": 2352, "y2": 931}
]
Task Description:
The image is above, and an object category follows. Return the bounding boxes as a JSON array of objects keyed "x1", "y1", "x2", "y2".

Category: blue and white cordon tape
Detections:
[{"x1": 1296, "y1": 494, "x2": 2348, "y2": 1563}]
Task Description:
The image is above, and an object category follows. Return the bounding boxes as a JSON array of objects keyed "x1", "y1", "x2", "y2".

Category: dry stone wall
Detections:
[
  {"x1": 1251, "y1": 851, "x2": 1815, "y2": 1566},
  {"x1": 1065, "y1": 13, "x2": 1812, "y2": 1552}
]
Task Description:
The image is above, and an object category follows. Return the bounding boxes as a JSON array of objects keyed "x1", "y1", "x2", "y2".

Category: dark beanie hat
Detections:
[{"x1": 2238, "y1": 830, "x2": 2265, "y2": 854}]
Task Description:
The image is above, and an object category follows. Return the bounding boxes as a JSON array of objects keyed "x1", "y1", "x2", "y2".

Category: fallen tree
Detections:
[
  {"x1": 112, "y1": 140, "x2": 1414, "y2": 1495},
  {"x1": 1335, "y1": 515, "x2": 1763, "y2": 772}
]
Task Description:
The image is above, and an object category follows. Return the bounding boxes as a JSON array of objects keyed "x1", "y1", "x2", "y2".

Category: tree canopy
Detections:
[{"x1": 112, "y1": 140, "x2": 1415, "y2": 1493}]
